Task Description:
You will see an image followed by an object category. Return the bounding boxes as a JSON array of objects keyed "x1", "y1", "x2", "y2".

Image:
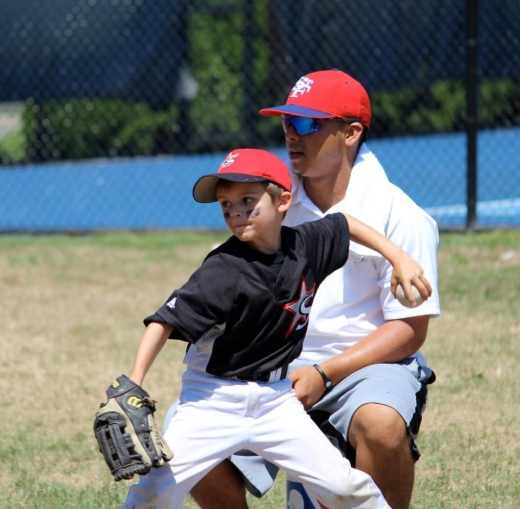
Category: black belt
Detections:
[{"x1": 231, "y1": 364, "x2": 288, "y2": 383}]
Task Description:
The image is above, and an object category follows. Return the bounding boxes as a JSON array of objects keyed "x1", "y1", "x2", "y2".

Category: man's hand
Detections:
[{"x1": 289, "y1": 365, "x2": 328, "y2": 410}]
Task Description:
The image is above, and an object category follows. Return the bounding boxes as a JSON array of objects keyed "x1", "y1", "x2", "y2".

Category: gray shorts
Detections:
[{"x1": 230, "y1": 357, "x2": 436, "y2": 497}]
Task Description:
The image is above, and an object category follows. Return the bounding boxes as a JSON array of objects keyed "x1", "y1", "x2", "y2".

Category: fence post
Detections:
[
  {"x1": 465, "y1": 0, "x2": 479, "y2": 231},
  {"x1": 243, "y1": 0, "x2": 257, "y2": 147}
]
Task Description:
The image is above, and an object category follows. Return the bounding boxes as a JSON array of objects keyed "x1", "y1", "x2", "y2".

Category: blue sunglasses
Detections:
[{"x1": 282, "y1": 115, "x2": 362, "y2": 136}]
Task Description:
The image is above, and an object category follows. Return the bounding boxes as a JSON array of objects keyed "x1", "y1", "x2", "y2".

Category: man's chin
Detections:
[
  {"x1": 290, "y1": 163, "x2": 306, "y2": 176},
  {"x1": 289, "y1": 158, "x2": 304, "y2": 175}
]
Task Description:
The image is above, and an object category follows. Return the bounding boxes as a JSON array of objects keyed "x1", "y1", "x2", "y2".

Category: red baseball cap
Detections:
[
  {"x1": 259, "y1": 69, "x2": 371, "y2": 128},
  {"x1": 193, "y1": 148, "x2": 292, "y2": 203}
]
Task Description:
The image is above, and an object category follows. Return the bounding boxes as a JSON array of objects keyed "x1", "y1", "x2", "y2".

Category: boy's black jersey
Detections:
[{"x1": 144, "y1": 213, "x2": 350, "y2": 378}]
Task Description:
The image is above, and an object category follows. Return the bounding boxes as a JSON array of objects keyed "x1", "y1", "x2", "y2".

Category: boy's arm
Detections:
[
  {"x1": 94, "y1": 322, "x2": 175, "y2": 481},
  {"x1": 129, "y1": 321, "x2": 173, "y2": 386},
  {"x1": 344, "y1": 213, "x2": 432, "y2": 305}
]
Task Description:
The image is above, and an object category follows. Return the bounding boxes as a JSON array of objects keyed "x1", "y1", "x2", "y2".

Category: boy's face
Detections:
[{"x1": 216, "y1": 181, "x2": 289, "y2": 251}]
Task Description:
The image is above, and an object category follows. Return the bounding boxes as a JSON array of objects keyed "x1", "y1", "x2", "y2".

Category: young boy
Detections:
[{"x1": 120, "y1": 148, "x2": 431, "y2": 509}]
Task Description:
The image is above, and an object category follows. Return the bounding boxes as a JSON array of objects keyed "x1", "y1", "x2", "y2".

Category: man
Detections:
[{"x1": 189, "y1": 69, "x2": 441, "y2": 509}]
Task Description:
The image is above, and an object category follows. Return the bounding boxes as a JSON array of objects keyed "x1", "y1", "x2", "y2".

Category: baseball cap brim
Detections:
[
  {"x1": 259, "y1": 104, "x2": 335, "y2": 118},
  {"x1": 193, "y1": 173, "x2": 274, "y2": 203}
]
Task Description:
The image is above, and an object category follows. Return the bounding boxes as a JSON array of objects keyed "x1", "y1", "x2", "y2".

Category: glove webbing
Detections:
[{"x1": 94, "y1": 412, "x2": 150, "y2": 480}]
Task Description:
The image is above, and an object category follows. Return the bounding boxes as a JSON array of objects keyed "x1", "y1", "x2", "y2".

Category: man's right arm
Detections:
[{"x1": 290, "y1": 314, "x2": 430, "y2": 409}]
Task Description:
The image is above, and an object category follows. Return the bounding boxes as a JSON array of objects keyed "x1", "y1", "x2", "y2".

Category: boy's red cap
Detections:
[
  {"x1": 259, "y1": 69, "x2": 371, "y2": 128},
  {"x1": 193, "y1": 148, "x2": 292, "y2": 203}
]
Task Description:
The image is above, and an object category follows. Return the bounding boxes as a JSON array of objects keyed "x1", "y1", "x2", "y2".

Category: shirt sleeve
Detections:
[
  {"x1": 144, "y1": 254, "x2": 237, "y2": 343},
  {"x1": 294, "y1": 212, "x2": 350, "y2": 284},
  {"x1": 379, "y1": 201, "x2": 441, "y2": 320}
]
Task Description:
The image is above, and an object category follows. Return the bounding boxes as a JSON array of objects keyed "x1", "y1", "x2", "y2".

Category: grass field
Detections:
[{"x1": 1, "y1": 230, "x2": 519, "y2": 509}]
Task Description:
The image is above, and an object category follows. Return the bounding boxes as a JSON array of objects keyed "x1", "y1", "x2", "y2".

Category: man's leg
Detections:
[
  {"x1": 349, "y1": 403, "x2": 415, "y2": 509},
  {"x1": 190, "y1": 459, "x2": 249, "y2": 509}
]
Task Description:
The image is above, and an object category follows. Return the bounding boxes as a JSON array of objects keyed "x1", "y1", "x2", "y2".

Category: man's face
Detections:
[{"x1": 283, "y1": 117, "x2": 349, "y2": 178}]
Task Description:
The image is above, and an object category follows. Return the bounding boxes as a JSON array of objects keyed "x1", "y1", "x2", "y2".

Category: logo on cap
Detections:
[
  {"x1": 289, "y1": 77, "x2": 314, "y2": 98},
  {"x1": 220, "y1": 153, "x2": 240, "y2": 168}
]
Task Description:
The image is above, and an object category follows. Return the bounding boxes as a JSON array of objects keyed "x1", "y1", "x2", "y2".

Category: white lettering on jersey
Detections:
[
  {"x1": 166, "y1": 297, "x2": 177, "y2": 309},
  {"x1": 283, "y1": 277, "x2": 316, "y2": 338},
  {"x1": 289, "y1": 77, "x2": 314, "y2": 98}
]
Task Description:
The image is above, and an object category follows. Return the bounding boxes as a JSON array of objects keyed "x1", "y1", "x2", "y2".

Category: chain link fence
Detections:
[{"x1": 1, "y1": 0, "x2": 519, "y2": 231}]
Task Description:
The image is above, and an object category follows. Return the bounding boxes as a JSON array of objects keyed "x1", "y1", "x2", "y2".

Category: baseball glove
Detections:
[{"x1": 93, "y1": 374, "x2": 173, "y2": 482}]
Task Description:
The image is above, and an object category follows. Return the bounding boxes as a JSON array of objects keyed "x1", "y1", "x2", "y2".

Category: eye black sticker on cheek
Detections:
[
  {"x1": 249, "y1": 208, "x2": 260, "y2": 218},
  {"x1": 223, "y1": 212, "x2": 230, "y2": 219}
]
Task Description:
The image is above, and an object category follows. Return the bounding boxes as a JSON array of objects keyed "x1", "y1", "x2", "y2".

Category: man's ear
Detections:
[
  {"x1": 344, "y1": 122, "x2": 364, "y2": 147},
  {"x1": 278, "y1": 190, "x2": 292, "y2": 213}
]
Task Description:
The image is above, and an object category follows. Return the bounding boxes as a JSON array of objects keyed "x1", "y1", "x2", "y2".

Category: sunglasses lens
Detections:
[{"x1": 283, "y1": 116, "x2": 320, "y2": 135}]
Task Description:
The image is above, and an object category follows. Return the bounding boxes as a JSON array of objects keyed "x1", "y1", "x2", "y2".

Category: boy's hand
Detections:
[
  {"x1": 390, "y1": 251, "x2": 432, "y2": 306},
  {"x1": 93, "y1": 374, "x2": 173, "y2": 482}
]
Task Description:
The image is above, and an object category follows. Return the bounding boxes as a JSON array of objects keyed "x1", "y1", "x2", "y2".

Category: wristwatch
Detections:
[{"x1": 313, "y1": 364, "x2": 333, "y2": 392}]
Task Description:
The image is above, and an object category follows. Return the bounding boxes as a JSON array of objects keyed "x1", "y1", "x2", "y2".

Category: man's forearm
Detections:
[{"x1": 320, "y1": 316, "x2": 430, "y2": 386}]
